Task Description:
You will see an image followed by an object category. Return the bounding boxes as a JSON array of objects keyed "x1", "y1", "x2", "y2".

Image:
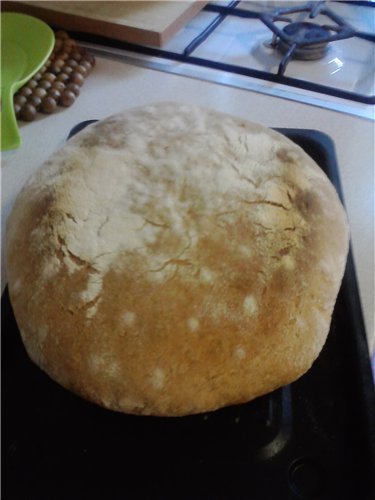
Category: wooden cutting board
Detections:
[{"x1": 2, "y1": 1, "x2": 207, "y2": 46}]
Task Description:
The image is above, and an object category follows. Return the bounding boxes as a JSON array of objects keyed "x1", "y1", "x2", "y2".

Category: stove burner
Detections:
[
  {"x1": 260, "y1": 2, "x2": 356, "y2": 76},
  {"x1": 278, "y1": 22, "x2": 332, "y2": 60}
]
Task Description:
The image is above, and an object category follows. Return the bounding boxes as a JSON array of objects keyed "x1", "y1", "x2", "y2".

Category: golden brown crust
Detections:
[{"x1": 6, "y1": 103, "x2": 349, "y2": 416}]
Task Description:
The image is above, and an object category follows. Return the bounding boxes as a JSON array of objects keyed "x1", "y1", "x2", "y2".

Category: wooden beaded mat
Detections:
[{"x1": 14, "y1": 30, "x2": 95, "y2": 122}]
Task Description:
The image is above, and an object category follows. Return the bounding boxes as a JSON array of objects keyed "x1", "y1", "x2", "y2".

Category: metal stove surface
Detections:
[
  {"x1": 162, "y1": 2, "x2": 374, "y2": 99},
  {"x1": 78, "y1": 1, "x2": 375, "y2": 120}
]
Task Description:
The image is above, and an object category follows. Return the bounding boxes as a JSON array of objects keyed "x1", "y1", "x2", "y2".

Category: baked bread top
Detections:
[{"x1": 6, "y1": 103, "x2": 349, "y2": 416}]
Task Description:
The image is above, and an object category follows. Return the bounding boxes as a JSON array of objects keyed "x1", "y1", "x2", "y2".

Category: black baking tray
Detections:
[{"x1": 2, "y1": 125, "x2": 375, "y2": 500}]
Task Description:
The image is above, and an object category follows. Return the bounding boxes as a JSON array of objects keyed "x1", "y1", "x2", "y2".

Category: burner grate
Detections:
[{"x1": 259, "y1": 1, "x2": 356, "y2": 75}]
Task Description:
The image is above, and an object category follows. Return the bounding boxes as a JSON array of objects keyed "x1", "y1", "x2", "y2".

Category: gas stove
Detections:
[{"x1": 76, "y1": 1, "x2": 375, "y2": 120}]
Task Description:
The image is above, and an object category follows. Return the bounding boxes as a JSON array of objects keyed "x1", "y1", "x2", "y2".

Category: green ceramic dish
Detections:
[{"x1": 1, "y1": 12, "x2": 55, "y2": 151}]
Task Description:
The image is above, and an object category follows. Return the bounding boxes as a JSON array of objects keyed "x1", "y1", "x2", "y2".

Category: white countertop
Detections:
[{"x1": 2, "y1": 56, "x2": 374, "y2": 351}]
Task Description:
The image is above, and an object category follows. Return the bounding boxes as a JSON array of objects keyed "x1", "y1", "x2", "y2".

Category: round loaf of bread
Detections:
[{"x1": 6, "y1": 103, "x2": 349, "y2": 416}]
